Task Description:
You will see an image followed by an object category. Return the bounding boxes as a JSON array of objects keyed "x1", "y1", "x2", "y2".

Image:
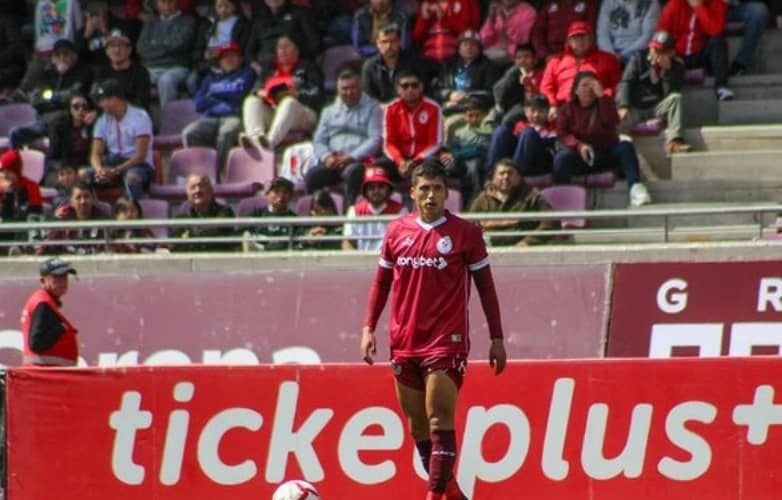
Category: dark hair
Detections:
[
  {"x1": 569, "y1": 71, "x2": 599, "y2": 103},
  {"x1": 412, "y1": 158, "x2": 447, "y2": 186},
  {"x1": 114, "y1": 197, "x2": 143, "y2": 219},
  {"x1": 69, "y1": 181, "x2": 94, "y2": 197},
  {"x1": 394, "y1": 69, "x2": 421, "y2": 85},
  {"x1": 69, "y1": 91, "x2": 93, "y2": 108},
  {"x1": 311, "y1": 189, "x2": 338, "y2": 214},
  {"x1": 466, "y1": 95, "x2": 490, "y2": 113},
  {"x1": 490, "y1": 158, "x2": 518, "y2": 177},
  {"x1": 337, "y1": 68, "x2": 360, "y2": 81},
  {"x1": 515, "y1": 43, "x2": 535, "y2": 56},
  {"x1": 377, "y1": 22, "x2": 401, "y2": 39}
]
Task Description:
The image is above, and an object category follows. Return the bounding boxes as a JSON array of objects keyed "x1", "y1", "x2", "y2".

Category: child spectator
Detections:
[
  {"x1": 492, "y1": 43, "x2": 542, "y2": 124},
  {"x1": 352, "y1": 0, "x2": 411, "y2": 57},
  {"x1": 300, "y1": 190, "x2": 342, "y2": 250},
  {"x1": 448, "y1": 96, "x2": 493, "y2": 203},
  {"x1": 532, "y1": 0, "x2": 598, "y2": 63},
  {"x1": 244, "y1": 177, "x2": 298, "y2": 251},
  {"x1": 173, "y1": 173, "x2": 237, "y2": 252},
  {"x1": 596, "y1": 0, "x2": 660, "y2": 64},
  {"x1": 111, "y1": 196, "x2": 156, "y2": 253},
  {"x1": 412, "y1": 0, "x2": 481, "y2": 64},
  {"x1": 52, "y1": 164, "x2": 78, "y2": 209},
  {"x1": 40, "y1": 182, "x2": 109, "y2": 255},
  {"x1": 470, "y1": 158, "x2": 556, "y2": 246},
  {"x1": 480, "y1": 0, "x2": 537, "y2": 65},
  {"x1": 343, "y1": 166, "x2": 406, "y2": 251}
]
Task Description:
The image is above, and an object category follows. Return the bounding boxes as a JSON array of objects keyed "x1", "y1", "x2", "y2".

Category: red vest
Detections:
[
  {"x1": 20, "y1": 290, "x2": 79, "y2": 366},
  {"x1": 354, "y1": 199, "x2": 404, "y2": 216}
]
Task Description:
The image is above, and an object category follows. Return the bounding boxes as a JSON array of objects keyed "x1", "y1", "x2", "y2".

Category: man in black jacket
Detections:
[
  {"x1": 245, "y1": 0, "x2": 320, "y2": 66},
  {"x1": 92, "y1": 29, "x2": 151, "y2": 110},
  {"x1": 617, "y1": 31, "x2": 691, "y2": 155}
]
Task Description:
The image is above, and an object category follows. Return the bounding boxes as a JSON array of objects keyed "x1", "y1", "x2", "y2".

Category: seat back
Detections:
[
  {"x1": 224, "y1": 147, "x2": 275, "y2": 187},
  {"x1": 237, "y1": 196, "x2": 268, "y2": 216},
  {"x1": 138, "y1": 199, "x2": 170, "y2": 238},
  {"x1": 540, "y1": 185, "x2": 587, "y2": 229},
  {"x1": 444, "y1": 190, "x2": 462, "y2": 213},
  {"x1": 296, "y1": 192, "x2": 345, "y2": 216},
  {"x1": 20, "y1": 149, "x2": 46, "y2": 183},
  {"x1": 0, "y1": 103, "x2": 37, "y2": 136},
  {"x1": 168, "y1": 147, "x2": 218, "y2": 185},
  {"x1": 159, "y1": 99, "x2": 200, "y2": 135},
  {"x1": 320, "y1": 45, "x2": 361, "y2": 92}
]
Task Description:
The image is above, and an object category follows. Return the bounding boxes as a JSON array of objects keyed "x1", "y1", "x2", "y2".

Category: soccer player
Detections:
[{"x1": 361, "y1": 159, "x2": 507, "y2": 500}]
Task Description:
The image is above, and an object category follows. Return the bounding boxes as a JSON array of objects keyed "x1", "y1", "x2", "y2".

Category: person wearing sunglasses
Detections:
[{"x1": 46, "y1": 93, "x2": 97, "y2": 184}]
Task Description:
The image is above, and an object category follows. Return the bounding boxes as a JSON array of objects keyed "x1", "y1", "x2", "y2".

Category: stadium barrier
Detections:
[{"x1": 6, "y1": 358, "x2": 782, "y2": 500}]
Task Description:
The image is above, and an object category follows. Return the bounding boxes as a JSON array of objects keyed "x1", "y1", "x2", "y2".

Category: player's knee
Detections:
[{"x1": 428, "y1": 413, "x2": 453, "y2": 432}]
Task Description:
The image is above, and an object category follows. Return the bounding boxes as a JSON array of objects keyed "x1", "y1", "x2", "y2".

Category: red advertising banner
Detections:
[
  {"x1": 608, "y1": 261, "x2": 782, "y2": 357},
  {"x1": 8, "y1": 358, "x2": 782, "y2": 499},
  {"x1": 0, "y1": 265, "x2": 609, "y2": 366}
]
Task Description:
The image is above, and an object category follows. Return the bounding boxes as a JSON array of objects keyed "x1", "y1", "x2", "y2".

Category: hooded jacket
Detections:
[
  {"x1": 656, "y1": 0, "x2": 726, "y2": 57},
  {"x1": 540, "y1": 23, "x2": 620, "y2": 106},
  {"x1": 557, "y1": 94, "x2": 620, "y2": 151}
]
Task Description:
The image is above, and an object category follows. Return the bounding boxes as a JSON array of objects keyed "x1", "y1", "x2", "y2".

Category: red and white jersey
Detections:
[
  {"x1": 382, "y1": 97, "x2": 443, "y2": 165},
  {"x1": 379, "y1": 210, "x2": 489, "y2": 358}
]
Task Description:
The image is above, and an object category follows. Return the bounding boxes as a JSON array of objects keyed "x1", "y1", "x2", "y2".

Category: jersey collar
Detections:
[{"x1": 415, "y1": 214, "x2": 447, "y2": 231}]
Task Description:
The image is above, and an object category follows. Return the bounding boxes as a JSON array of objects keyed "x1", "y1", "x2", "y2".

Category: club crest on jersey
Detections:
[
  {"x1": 418, "y1": 111, "x2": 429, "y2": 124},
  {"x1": 436, "y1": 236, "x2": 453, "y2": 254}
]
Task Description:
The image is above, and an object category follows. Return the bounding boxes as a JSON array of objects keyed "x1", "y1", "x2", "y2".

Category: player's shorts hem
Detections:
[{"x1": 391, "y1": 356, "x2": 467, "y2": 391}]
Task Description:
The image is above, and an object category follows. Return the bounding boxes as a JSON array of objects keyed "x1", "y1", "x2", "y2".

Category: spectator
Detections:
[
  {"x1": 492, "y1": 43, "x2": 542, "y2": 124},
  {"x1": 447, "y1": 96, "x2": 493, "y2": 203},
  {"x1": 541, "y1": 21, "x2": 621, "y2": 120},
  {"x1": 361, "y1": 22, "x2": 431, "y2": 104},
  {"x1": 244, "y1": 177, "x2": 298, "y2": 251},
  {"x1": 173, "y1": 173, "x2": 237, "y2": 252},
  {"x1": 657, "y1": 0, "x2": 733, "y2": 100},
  {"x1": 617, "y1": 31, "x2": 692, "y2": 156},
  {"x1": 16, "y1": 39, "x2": 93, "y2": 120},
  {"x1": 382, "y1": 70, "x2": 444, "y2": 180},
  {"x1": 39, "y1": 182, "x2": 109, "y2": 255},
  {"x1": 299, "y1": 189, "x2": 342, "y2": 250},
  {"x1": 596, "y1": 0, "x2": 660, "y2": 64},
  {"x1": 32, "y1": 0, "x2": 84, "y2": 60},
  {"x1": 0, "y1": 149, "x2": 43, "y2": 223},
  {"x1": 52, "y1": 163, "x2": 78, "y2": 209},
  {"x1": 136, "y1": 0, "x2": 197, "y2": 107},
  {"x1": 342, "y1": 166, "x2": 406, "y2": 251},
  {"x1": 532, "y1": 0, "x2": 598, "y2": 63},
  {"x1": 470, "y1": 158, "x2": 556, "y2": 246},
  {"x1": 310, "y1": 0, "x2": 356, "y2": 45},
  {"x1": 240, "y1": 34, "x2": 323, "y2": 152},
  {"x1": 726, "y1": 0, "x2": 768, "y2": 76},
  {"x1": 189, "y1": 0, "x2": 251, "y2": 93},
  {"x1": 480, "y1": 0, "x2": 537, "y2": 64},
  {"x1": 110, "y1": 196, "x2": 156, "y2": 253},
  {"x1": 437, "y1": 30, "x2": 498, "y2": 116},
  {"x1": 245, "y1": 0, "x2": 320, "y2": 67},
  {"x1": 183, "y1": 42, "x2": 256, "y2": 170},
  {"x1": 93, "y1": 28, "x2": 151, "y2": 110},
  {"x1": 412, "y1": 0, "x2": 481, "y2": 64},
  {"x1": 352, "y1": 0, "x2": 410, "y2": 58},
  {"x1": 305, "y1": 70, "x2": 383, "y2": 206},
  {"x1": 553, "y1": 71, "x2": 651, "y2": 207},
  {"x1": 86, "y1": 80, "x2": 154, "y2": 200},
  {"x1": 0, "y1": 13, "x2": 27, "y2": 94},
  {"x1": 78, "y1": 1, "x2": 123, "y2": 70}
]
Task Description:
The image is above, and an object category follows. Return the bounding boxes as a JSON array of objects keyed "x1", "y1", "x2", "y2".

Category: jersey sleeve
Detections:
[
  {"x1": 466, "y1": 223, "x2": 489, "y2": 272},
  {"x1": 378, "y1": 223, "x2": 395, "y2": 269},
  {"x1": 92, "y1": 115, "x2": 107, "y2": 141},
  {"x1": 135, "y1": 110, "x2": 154, "y2": 137}
]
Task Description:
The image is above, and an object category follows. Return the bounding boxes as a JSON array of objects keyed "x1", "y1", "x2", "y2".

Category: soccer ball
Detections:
[{"x1": 271, "y1": 480, "x2": 321, "y2": 500}]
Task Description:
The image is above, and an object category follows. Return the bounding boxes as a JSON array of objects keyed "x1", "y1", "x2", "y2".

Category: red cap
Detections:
[
  {"x1": 362, "y1": 167, "x2": 392, "y2": 193},
  {"x1": 567, "y1": 21, "x2": 592, "y2": 38},
  {"x1": 0, "y1": 149, "x2": 22, "y2": 176},
  {"x1": 216, "y1": 42, "x2": 241, "y2": 59}
]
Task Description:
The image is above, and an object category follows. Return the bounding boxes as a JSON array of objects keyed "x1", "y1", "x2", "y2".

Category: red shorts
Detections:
[{"x1": 391, "y1": 356, "x2": 467, "y2": 391}]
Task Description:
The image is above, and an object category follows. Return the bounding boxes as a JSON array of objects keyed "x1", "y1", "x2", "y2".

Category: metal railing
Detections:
[{"x1": 0, "y1": 203, "x2": 780, "y2": 252}]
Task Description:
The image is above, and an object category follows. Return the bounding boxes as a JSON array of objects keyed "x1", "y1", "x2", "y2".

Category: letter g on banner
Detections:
[{"x1": 657, "y1": 279, "x2": 688, "y2": 314}]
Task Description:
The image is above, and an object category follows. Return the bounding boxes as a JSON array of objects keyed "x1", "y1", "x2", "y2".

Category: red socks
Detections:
[
  {"x1": 416, "y1": 439, "x2": 432, "y2": 473},
  {"x1": 428, "y1": 430, "x2": 457, "y2": 493}
]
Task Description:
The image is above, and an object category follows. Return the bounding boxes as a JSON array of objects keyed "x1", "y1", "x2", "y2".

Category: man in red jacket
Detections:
[
  {"x1": 657, "y1": 0, "x2": 733, "y2": 100},
  {"x1": 540, "y1": 20, "x2": 620, "y2": 121}
]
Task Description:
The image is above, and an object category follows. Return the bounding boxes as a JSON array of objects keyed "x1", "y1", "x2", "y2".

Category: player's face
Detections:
[{"x1": 411, "y1": 175, "x2": 447, "y2": 222}]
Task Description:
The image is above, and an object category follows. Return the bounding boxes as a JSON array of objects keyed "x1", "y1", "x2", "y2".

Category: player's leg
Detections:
[
  {"x1": 425, "y1": 370, "x2": 461, "y2": 497},
  {"x1": 394, "y1": 372, "x2": 433, "y2": 473}
]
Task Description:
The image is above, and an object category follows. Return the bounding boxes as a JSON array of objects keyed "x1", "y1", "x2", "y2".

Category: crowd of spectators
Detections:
[{"x1": 0, "y1": 0, "x2": 777, "y2": 254}]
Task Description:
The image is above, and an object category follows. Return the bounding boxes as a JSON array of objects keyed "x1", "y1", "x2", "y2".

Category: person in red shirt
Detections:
[
  {"x1": 382, "y1": 70, "x2": 445, "y2": 180},
  {"x1": 413, "y1": 0, "x2": 481, "y2": 63},
  {"x1": 0, "y1": 149, "x2": 43, "y2": 226},
  {"x1": 531, "y1": 0, "x2": 598, "y2": 63},
  {"x1": 540, "y1": 20, "x2": 620, "y2": 121},
  {"x1": 362, "y1": 159, "x2": 507, "y2": 500},
  {"x1": 656, "y1": 0, "x2": 733, "y2": 100}
]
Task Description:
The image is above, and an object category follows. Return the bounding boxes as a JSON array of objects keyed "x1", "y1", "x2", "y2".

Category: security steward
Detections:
[{"x1": 20, "y1": 258, "x2": 79, "y2": 366}]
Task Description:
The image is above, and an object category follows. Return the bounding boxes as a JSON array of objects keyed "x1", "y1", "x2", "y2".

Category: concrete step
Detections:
[
  {"x1": 683, "y1": 74, "x2": 782, "y2": 127},
  {"x1": 730, "y1": 29, "x2": 782, "y2": 75},
  {"x1": 671, "y1": 149, "x2": 782, "y2": 180},
  {"x1": 718, "y1": 99, "x2": 782, "y2": 125},
  {"x1": 683, "y1": 124, "x2": 782, "y2": 151}
]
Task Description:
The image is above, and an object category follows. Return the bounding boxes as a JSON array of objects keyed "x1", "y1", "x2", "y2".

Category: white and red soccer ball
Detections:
[{"x1": 271, "y1": 480, "x2": 321, "y2": 500}]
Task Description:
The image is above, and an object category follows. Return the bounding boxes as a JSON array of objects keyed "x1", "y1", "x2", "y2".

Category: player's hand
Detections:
[
  {"x1": 489, "y1": 338, "x2": 507, "y2": 375},
  {"x1": 361, "y1": 326, "x2": 377, "y2": 365}
]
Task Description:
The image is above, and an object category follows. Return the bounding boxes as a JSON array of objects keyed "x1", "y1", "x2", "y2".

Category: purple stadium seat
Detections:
[
  {"x1": 585, "y1": 171, "x2": 617, "y2": 188},
  {"x1": 149, "y1": 147, "x2": 218, "y2": 199},
  {"x1": 213, "y1": 147, "x2": 274, "y2": 198},
  {"x1": 138, "y1": 199, "x2": 170, "y2": 238},
  {"x1": 0, "y1": 103, "x2": 37, "y2": 150},
  {"x1": 41, "y1": 187, "x2": 58, "y2": 202},
  {"x1": 95, "y1": 201, "x2": 113, "y2": 217},
  {"x1": 631, "y1": 117, "x2": 665, "y2": 137},
  {"x1": 153, "y1": 99, "x2": 200, "y2": 150},
  {"x1": 237, "y1": 195, "x2": 268, "y2": 216},
  {"x1": 540, "y1": 185, "x2": 587, "y2": 229},
  {"x1": 20, "y1": 149, "x2": 45, "y2": 183},
  {"x1": 685, "y1": 68, "x2": 706, "y2": 84},
  {"x1": 445, "y1": 190, "x2": 462, "y2": 213},
  {"x1": 321, "y1": 45, "x2": 361, "y2": 92},
  {"x1": 296, "y1": 192, "x2": 345, "y2": 216},
  {"x1": 523, "y1": 174, "x2": 553, "y2": 188}
]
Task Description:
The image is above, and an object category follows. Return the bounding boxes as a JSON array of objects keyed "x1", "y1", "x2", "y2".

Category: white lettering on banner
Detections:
[
  {"x1": 650, "y1": 324, "x2": 723, "y2": 358},
  {"x1": 729, "y1": 323, "x2": 782, "y2": 356},
  {"x1": 265, "y1": 381, "x2": 334, "y2": 483},
  {"x1": 658, "y1": 402, "x2": 716, "y2": 481},
  {"x1": 657, "y1": 279, "x2": 689, "y2": 314},
  {"x1": 105, "y1": 379, "x2": 782, "y2": 489},
  {"x1": 337, "y1": 407, "x2": 404, "y2": 484},
  {"x1": 757, "y1": 278, "x2": 782, "y2": 312}
]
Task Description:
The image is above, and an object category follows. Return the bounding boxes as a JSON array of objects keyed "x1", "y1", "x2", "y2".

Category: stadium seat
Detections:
[
  {"x1": 41, "y1": 187, "x2": 58, "y2": 202},
  {"x1": 149, "y1": 147, "x2": 218, "y2": 200},
  {"x1": 540, "y1": 185, "x2": 587, "y2": 229},
  {"x1": 320, "y1": 45, "x2": 362, "y2": 92},
  {"x1": 95, "y1": 201, "x2": 113, "y2": 217},
  {"x1": 213, "y1": 147, "x2": 274, "y2": 199},
  {"x1": 631, "y1": 117, "x2": 665, "y2": 137},
  {"x1": 724, "y1": 21, "x2": 745, "y2": 36},
  {"x1": 0, "y1": 103, "x2": 37, "y2": 150},
  {"x1": 138, "y1": 199, "x2": 170, "y2": 239},
  {"x1": 685, "y1": 68, "x2": 706, "y2": 84},
  {"x1": 237, "y1": 195, "x2": 268, "y2": 216},
  {"x1": 153, "y1": 99, "x2": 200, "y2": 150},
  {"x1": 296, "y1": 192, "x2": 345, "y2": 215},
  {"x1": 523, "y1": 174, "x2": 554, "y2": 188},
  {"x1": 445, "y1": 190, "x2": 462, "y2": 213},
  {"x1": 20, "y1": 149, "x2": 45, "y2": 183}
]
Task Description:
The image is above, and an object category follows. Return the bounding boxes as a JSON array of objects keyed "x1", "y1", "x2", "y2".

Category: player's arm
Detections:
[
  {"x1": 362, "y1": 262, "x2": 393, "y2": 365},
  {"x1": 472, "y1": 266, "x2": 507, "y2": 374}
]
